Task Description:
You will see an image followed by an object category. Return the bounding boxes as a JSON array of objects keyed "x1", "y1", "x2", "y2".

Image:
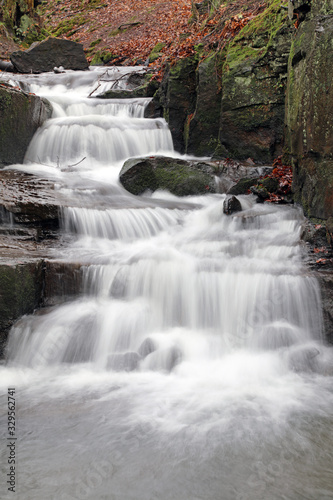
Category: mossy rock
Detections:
[
  {"x1": 259, "y1": 176, "x2": 279, "y2": 192},
  {"x1": 90, "y1": 50, "x2": 114, "y2": 65},
  {"x1": 218, "y1": 0, "x2": 292, "y2": 162},
  {"x1": 228, "y1": 177, "x2": 258, "y2": 195},
  {"x1": 148, "y1": 42, "x2": 165, "y2": 63},
  {"x1": 119, "y1": 156, "x2": 216, "y2": 196}
]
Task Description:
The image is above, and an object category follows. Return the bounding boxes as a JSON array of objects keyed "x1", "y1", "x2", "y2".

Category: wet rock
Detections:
[
  {"x1": 107, "y1": 352, "x2": 141, "y2": 372},
  {"x1": 0, "y1": 171, "x2": 61, "y2": 227},
  {"x1": 138, "y1": 338, "x2": 156, "y2": 358},
  {"x1": 0, "y1": 260, "x2": 44, "y2": 357},
  {"x1": 10, "y1": 37, "x2": 89, "y2": 73},
  {"x1": 0, "y1": 60, "x2": 14, "y2": 72},
  {"x1": 216, "y1": 163, "x2": 273, "y2": 193},
  {"x1": 223, "y1": 195, "x2": 242, "y2": 215},
  {"x1": 119, "y1": 156, "x2": 216, "y2": 196},
  {"x1": 0, "y1": 86, "x2": 51, "y2": 167},
  {"x1": 43, "y1": 261, "x2": 84, "y2": 307}
]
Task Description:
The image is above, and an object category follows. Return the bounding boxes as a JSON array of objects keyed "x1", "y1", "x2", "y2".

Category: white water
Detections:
[{"x1": 1, "y1": 68, "x2": 333, "y2": 500}]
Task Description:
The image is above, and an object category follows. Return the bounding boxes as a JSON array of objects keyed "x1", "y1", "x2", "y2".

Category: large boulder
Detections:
[
  {"x1": 285, "y1": 0, "x2": 333, "y2": 219},
  {"x1": 10, "y1": 37, "x2": 89, "y2": 73},
  {"x1": 0, "y1": 85, "x2": 51, "y2": 167},
  {"x1": 119, "y1": 156, "x2": 216, "y2": 196}
]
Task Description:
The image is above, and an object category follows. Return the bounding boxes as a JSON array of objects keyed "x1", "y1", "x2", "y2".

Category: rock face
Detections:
[
  {"x1": 119, "y1": 157, "x2": 216, "y2": 196},
  {"x1": 316, "y1": 271, "x2": 333, "y2": 344},
  {"x1": 0, "y1": 261, "x2": 43, "y2": 357},
  {"x1": 285, "y1": 0, "x2": 333, "y2": 220},
  {"x1": 156, "y1": 56, "x2": 198, "y2": 153},
  {"x1": 10, "y1": 37, "x2": 89, "y2": 73},
  {"x1": 0, "y1": 86, "x2": 51, "y2": 167},
  {"x1": 186, "y1": 53, "x2": 222, "y2": 157},
  {"x1": 154, "y1": 1, "x2": 292, "y2": 162},
  {"x1": 220, "y1": 19, "x2": 292, "y2": 163}
]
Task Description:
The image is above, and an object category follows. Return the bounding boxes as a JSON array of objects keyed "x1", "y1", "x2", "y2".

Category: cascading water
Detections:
[{"x1": 1, "y1": 67, "x2": 333, "y2": 500}]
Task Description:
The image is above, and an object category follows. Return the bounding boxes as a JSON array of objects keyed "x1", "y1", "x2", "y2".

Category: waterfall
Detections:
[{"x1": 1, "y1": 68, "x2": 333, "y2": 500}]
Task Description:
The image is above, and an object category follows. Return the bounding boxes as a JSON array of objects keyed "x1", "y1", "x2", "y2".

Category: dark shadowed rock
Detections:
[
  {"x1": 43, "y1": 261, "x2": 84, "y2": 307},
  {"x1": 0, "y1": 261, "x2": 44, "y2": 357},
  {"x1": 223, "y1": 195, "x2": 242, "y2": 215},
  {"x1": 154, "y1": 55, "x2": 198, "y2": 153},
  {"x1": 217, "y1": 163, "x2": 273, "y2": 193},
  {"x1": 119, "y1": 156, "x2": 216, "y2": 196},
  {"x1": 0, "y1": 60, "x2": 14, "y2": 72},
  {"x1": 227, "y1": 177, "x2": 258, "y2": 195},
  {"x1": 314, "y1": 269, "x2": 333, "y2": 345},
  {"x1": 0, "y1": 86, "x2": 51, "y2": 167},
  {"x1": 10, "y1": 37, "x2": 89, "y2": 73}
]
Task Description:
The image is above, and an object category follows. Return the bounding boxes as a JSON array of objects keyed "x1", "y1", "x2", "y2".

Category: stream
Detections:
[{"x1": 1, "y1": 67, "x2": 333, "y2": 500}]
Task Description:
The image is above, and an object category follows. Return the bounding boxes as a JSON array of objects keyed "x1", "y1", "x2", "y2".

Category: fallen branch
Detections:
[
  {"x1": 88, "y1": 68, "x2": 148, "y2": 96},
  {"x1": 68, "y1": 157, "x2": 86, "y2": 168}
]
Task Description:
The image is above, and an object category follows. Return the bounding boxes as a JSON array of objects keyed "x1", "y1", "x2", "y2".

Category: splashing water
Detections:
[{"x1": 1, "y1": 68, "x2": 333, "y2": 500}]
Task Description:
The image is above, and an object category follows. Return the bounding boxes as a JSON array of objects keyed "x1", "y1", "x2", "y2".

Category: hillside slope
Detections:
[{"x1": 40, "y1": 0, "x2": 267, "y2": 67}]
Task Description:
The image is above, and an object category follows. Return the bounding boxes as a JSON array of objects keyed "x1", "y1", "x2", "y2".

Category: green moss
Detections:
[
  {"x1": 90, "y1": 50, "x2": 114, "y2": 65},
  {"x1": 89, "y1": 38, "x2": 101, "y2": 47},
  {"x1": 224, "y1": 0, "x2": 289, "y2": 72},
  {"x1": 110, "y1": 28, "x2": 121, "y2": 37},
  {"x1": 52, "y1": 13, "x2": 87, "y2": 37},
  {"x1": 259, "y1": 176, "x2": 279, "y2": 192},
  {"x1": 148, "y1": 42, "x2": 166, "y2": 63}
]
